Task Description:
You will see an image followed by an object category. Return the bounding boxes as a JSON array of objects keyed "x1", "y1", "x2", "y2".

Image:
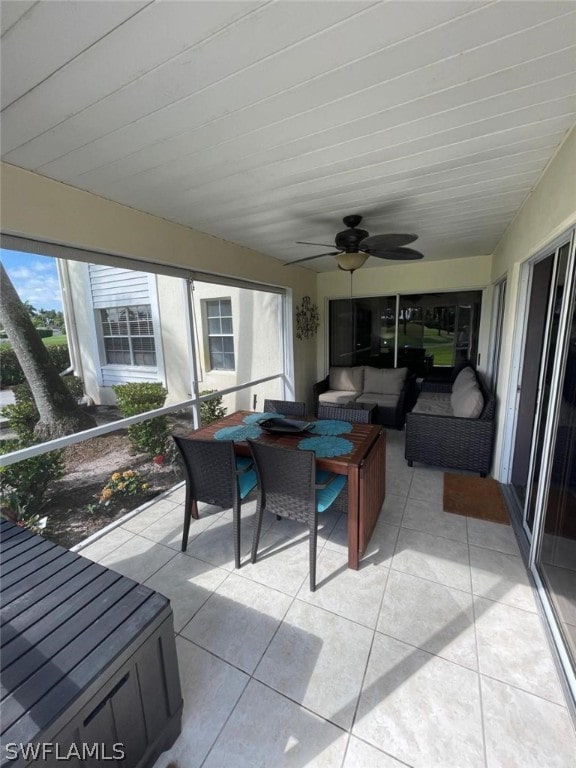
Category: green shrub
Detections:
[
  {"x1": 36, "y1": 328, "x2": 53, "y2": 339},
  {"x1": 0, "y1": 344, "x2": 70, "y2": 387},
  {"x1": 0, "y1": 439, "x2": 64, "y2": 525},
  {"x1": 200, "y1": 389, "x2": 227, "y2": 425},
  {"x1": 99, "y1": 469, "x2": 149, "y2": 505},
  {"x1": 112, "y1": 382, "x2": 169, "y2": 458}
]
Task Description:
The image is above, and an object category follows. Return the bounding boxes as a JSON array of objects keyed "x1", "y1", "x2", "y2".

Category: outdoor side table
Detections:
[{"x1": 0, "y1": 520, "x2": 182, "y2": 768}]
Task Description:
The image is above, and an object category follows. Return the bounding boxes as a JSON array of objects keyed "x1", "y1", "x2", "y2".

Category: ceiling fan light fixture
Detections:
[{"x1": 336, "y1": 252, "x2": 368, "y2": 271}]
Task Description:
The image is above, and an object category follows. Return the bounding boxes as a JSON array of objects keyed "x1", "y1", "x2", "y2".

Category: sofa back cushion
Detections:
[
  {"x1": 364, "y1": 366, "x2": 408, "y2": 396},
  {"x1": 329, "y1": 366, "x2": 364, "y2": 392},
  {"x1": 453, "y1": 366, "x2": 477, "y2": 393},
  {"x1": 451, "y1": 377, "x2": 484, "y2": 418}
]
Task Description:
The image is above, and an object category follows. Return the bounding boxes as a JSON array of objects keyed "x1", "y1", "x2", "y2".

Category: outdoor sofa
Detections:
[
  {"x1": 405, "y1": 365, "x2": 496, "y2": 476},
  {"x1": 313, "y1": 365, "x2": 415, "y2": 429}
]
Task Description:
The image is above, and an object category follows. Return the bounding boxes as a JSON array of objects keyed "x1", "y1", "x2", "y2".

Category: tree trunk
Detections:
[{"x1": 0, "y1": 263, "x2": 97, "y2": 440}]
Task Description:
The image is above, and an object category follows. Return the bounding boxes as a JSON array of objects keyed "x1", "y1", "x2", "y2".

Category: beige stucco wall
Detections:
[
  {"x1": 487, "y1": 125, "x2": 576, "y2": 479},
  {"x1": 0, "y1": 162, "x2": 318, "y2": 407}
]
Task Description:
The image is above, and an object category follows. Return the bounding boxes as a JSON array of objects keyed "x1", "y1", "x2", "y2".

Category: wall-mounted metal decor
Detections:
[{"x1": 295, "y1": 296, "x2": 319, "y2": 340}]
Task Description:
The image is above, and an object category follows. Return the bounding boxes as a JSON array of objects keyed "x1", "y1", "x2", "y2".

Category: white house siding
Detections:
[{"x1": 61, "y1": 263, "x2": 285, "y2": 410}]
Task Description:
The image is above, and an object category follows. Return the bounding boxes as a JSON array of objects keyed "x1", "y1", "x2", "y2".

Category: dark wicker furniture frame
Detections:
[
  {"x1": 317, "y1": 404, "x2": 372, "y2": 423},
  {"x1": 405, "y1": 375, "x2": 496, "y2": 476},
  {"x1": 172, "y1": 435, "x2": 256, "y2": 568},
  {"x1": 247, "y1": 440, "x2": 346, "y2": 591}
]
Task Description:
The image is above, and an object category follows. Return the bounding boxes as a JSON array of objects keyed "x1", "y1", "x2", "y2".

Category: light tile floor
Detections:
[{"x1": 76, "y1": 430, "x2": 576, "y2": 768}]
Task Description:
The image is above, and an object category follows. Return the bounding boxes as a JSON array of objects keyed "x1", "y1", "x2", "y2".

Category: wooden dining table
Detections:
[{"x1": 185, "y1": 411, "x2": 386, "y2": 569}]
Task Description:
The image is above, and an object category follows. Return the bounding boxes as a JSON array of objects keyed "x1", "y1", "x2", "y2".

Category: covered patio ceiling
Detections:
[{"x1": 1, "y1": 0, "x2": 575, "y2": 271}]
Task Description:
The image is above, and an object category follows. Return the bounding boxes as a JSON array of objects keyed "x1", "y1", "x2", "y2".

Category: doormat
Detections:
[{"x1": 443, "y1": 473, "x2": 509, "y2": 525}]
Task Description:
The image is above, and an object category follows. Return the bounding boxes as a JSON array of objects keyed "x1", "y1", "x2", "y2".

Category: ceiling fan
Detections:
[{"x1": 286, "y1": 214, "x2": 423, "y2": 272}]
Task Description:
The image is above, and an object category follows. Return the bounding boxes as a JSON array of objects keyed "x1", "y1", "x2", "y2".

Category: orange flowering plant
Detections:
[{"x1": 99, "y1": 469, "x2": 149, "y2": 505}]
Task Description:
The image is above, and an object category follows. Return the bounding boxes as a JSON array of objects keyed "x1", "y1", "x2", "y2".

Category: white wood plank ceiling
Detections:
[{"x1": 1, "y1": 0, "x2": 576, "y2": 271}]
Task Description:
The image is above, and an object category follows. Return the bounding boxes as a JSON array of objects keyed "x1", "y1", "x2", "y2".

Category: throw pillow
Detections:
[{"x1": 452, "y1": 383, "x2": 484, "y2": 418}]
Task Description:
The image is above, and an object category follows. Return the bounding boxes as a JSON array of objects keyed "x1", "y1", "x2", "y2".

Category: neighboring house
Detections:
[{"x1": 58, "y1": 261, "x2": 285, "y2": 411}]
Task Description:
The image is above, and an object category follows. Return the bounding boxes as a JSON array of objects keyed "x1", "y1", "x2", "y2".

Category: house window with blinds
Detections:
[
  {"x1": 205, "y1": 298, "x2": 235, "y2": 370},
  {"x1": 99, "y1": 305, "x2": 157, "y2": 366}
]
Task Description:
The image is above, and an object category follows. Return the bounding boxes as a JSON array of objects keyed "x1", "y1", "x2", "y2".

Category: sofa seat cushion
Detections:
[
  {"x1": 357, "y1": 393, "x2": 399, "y2": 408},
  {"x1": 412, "y1": 392, "x2": 453, "y2": 416},
  {"x1": 329, "y1": 366, "x2": 364, "y2": 392},
  {"x1": 364, "y1": 366, "x2": 408, "y2": 395},
  {"x1": 319, "y1": 390, "x2": 361, "y2": 405}
]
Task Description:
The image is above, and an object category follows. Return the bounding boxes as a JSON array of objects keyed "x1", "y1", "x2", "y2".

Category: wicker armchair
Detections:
[
  {"x1": 317, "y1": 404, "x2": 372, "y2": 423},
  {"x1": 263, "y1": 399, "x2": 306, "y2": 417},
  {"x1": 172, "y1": 436, "x2": 257, "y2": 568},
  {"x1": 405, "y1": 376, "x2": 496, "y2": 476},
  {"x1": 247, "y1": 440, "x2": 346, "y2": 591}
]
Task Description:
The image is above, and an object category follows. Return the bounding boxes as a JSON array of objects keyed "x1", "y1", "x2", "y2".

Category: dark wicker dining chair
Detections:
[
  {"x1": 247, "y1": 439, "x2": 346, "y2": 591},
  {"x1": 263, "y1": 399, "x2": 306, "y2": 417},
  {"x1": 317, "y1": 404, "x2": 371, "y2": 423},
  {"x1": 172, "y1": 435, "x2": 257, "y2": 568}
]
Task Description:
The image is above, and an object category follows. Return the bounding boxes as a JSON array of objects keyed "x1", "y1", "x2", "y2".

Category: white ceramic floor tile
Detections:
[
  {"x1": 255, "y1": 600, "x2": 373, "y2": 729},
  {"x1": 76, "y1": 526, "x2": 135, "y2": 561},
  {"x1": 298, "y1": 547, "x2": 389, "y2": 628},
  {"x1": 202, "y1": 679, "x2": 348, "y2": 768},
  {"x1": 180, "y1": 573, "x2": 292, "y2": 673},
  {"x1": 143, "y1": 553, "x2": 228, "y2": 632},
  {"x1": 325, "y1": 516, "x2": 398, "y2": 569},
  {"x1": 466, "y1": 517, "x2": 520, "y2": 555},
  {"x1": 183, "y1": 512, "x2": 254, "y2": 571},
  {"x1": 344, "y1": 737, "x2": 410, "y2": 767},
  {"x1": 474, "y1": 597, "x2": 565, "y2": 704},
  {"x1": 402, "y1": 496, "x2": 468, "y2": 543},
  {"x1": 137, "y1": 506, "x2": 188, "y2": 550},
  {"x1": 481, "y1": 676, "x2": 576, "y2": 768},
  {"x1": 385, "y1": 462, "x2": 414, "y2": 497},
  {"x1": 240, "y1": 531, "x2": 312, "y2": 595},
  {"x1": 152, "y1": 636, "x2": 248, "y2": 768},
  {"x1": 408, "y1": 466, "x2": 444, "y2": 503},
  {"x1": 378, "y1": 494, "x2": 407, "y2": 527},
  {"x1": 469, "y1": 545, "x2": 537, "y2": 612},
  {"x1": 392, "y1": 527, "x2": 471, "y2": 592},
  {"x1": 122, "y1": 498, "x2": 181, "y2": 532},
  {"x1": 377, "y1": 569, "x2": 477, "y2": 670},
  {"x1": 354, "y1": 633, "x2": 484, "y2": 768},
  {"x1": 98, "y1": 534, "x2": 176, "y2": 582}
]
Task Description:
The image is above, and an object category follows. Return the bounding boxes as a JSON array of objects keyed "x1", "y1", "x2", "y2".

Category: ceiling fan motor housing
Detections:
[{"x1": 335, "y1": 226, "x2": 369, "y2": 252}]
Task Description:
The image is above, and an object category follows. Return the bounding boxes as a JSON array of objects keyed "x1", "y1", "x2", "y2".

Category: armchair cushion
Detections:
[
  {"x1": 329, "y1": 366, "x2": 364, "y2": 392},
  {"x1": 364, "y1": 366, "x2": 408, "y2": 395},
  {"x1": 451, "y1": 383, "x2": 484, "y2": 419}
]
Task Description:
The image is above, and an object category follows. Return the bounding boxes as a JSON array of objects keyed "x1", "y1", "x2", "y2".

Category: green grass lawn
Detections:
[{"x1": 0, "y1": 334, "x2": 67, "y2": 351}]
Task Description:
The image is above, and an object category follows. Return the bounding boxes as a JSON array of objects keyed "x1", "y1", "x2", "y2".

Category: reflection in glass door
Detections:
[{"x1": 538, "y1": 292, "x2": 576, "y2": 671}]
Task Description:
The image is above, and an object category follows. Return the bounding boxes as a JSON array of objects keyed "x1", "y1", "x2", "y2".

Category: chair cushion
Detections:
[
  {"x1": 451, "y1": 383, "x2": 484, "y2": 419},
  {"x1": 319, "y1": 390, "x2": 361, "y2": 405},
  {"x1": 236, "y1": 456, "x2": 253, "y2": 471},
  {"x1": 329, "y1": 366, "x2": 364, "y2": 392},
  {"x1": 315, "y1": 471, "x2": 347, "y2": 513},
  {"x1": 238, "y1": 468, "x2": 257, "y2": 498}
]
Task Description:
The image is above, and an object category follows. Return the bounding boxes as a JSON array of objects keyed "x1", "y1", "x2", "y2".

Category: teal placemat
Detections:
[
  {"x1": 308, "y1": 419, "x2": 352, "y2": 436},
  {"x1": 214, "y1": 425, "x2": 262, "y2": 441},
  {"x1": 243, "y1": 412, "x2": 284, "y2": 425},
  {"x1": 298, "y1": 436, "x2": 353, "y2": 458}
]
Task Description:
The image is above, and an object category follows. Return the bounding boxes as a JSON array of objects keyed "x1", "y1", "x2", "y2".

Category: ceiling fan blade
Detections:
[
  {"x1": 360, "y1": 233, "x2": 418, "y2": 250},
  {"x1": 284, "y1": 251, "x2": 341, "y2": 266},
  {"x1": 296, "y1": 241, "x2": 337, "y2": 248},
  {"x1": 366, "y1": 247, "x2": 424, "y2": 261}
]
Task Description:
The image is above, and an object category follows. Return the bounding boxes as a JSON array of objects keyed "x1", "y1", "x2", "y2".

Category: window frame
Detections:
[{"x1": 203, "y1": 296, "x2": 236, "y2": 372}]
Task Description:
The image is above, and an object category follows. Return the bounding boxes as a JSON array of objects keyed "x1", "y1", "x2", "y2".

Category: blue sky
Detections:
[{"x1": 0, "y1": 249, "x2": 63, "y2": 311}]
